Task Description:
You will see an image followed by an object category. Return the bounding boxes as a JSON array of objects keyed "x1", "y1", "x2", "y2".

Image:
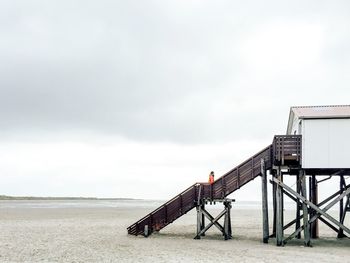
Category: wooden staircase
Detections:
[{"x1": 127, "y1": 135, "x2": 301, "y2": 236}]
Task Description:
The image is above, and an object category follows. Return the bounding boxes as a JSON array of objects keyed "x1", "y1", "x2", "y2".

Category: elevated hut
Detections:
[{"x1": 287, "y1": 105, "x2": 350, "y2": 168}]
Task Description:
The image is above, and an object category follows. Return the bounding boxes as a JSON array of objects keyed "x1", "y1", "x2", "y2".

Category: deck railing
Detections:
[{"x1": 273, "y1": 135, "x2": 302, "y2": 166}]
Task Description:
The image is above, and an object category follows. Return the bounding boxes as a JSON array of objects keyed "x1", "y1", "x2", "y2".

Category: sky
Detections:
[{"x1": 1, "y1": 0, "x2": 350, "y2": 200}]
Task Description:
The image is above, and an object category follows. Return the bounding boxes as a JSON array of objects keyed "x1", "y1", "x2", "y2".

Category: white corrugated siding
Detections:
[{"x1": 302, "y1": 119, "x2": 350, "y2": 168}]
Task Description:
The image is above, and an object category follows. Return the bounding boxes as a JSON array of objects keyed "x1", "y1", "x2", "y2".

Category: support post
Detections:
[
  {"x1": 281, "y1": 173, "x2": 284, "y2": 228},
  {"x1": 201, "y1": 203, "x2": 205, "y2": 236},
  {"x1": 223, "y1": 200, "x2": 232, "y2": 240},
  {"x1": 338, "y1": 175, "x2": 345, "y2": 238},
  {"x1": 144, "y1": 225, "x2": 149, "y2": 237},
  {"x1": 301, "y1": 170, "x2": 311, "y2": 246},
  {"x1": 261, "y1": 159, "x2": 269, "y2": 243},
  {"x1": 272, "y1": 170, "x2": 277, "y2": 238},
  {"x1": 276, "y1": 167, "x2": 283, "y2": 246},
  {"x1": 309, "y1": 175, "x2": 319, "y2": 238},
  {"x1": 295, "y1": 174, "x2": 301, "y2": 239},
  {"x1": 195, "y1": 205, "x2": 204, "y2": 239}
]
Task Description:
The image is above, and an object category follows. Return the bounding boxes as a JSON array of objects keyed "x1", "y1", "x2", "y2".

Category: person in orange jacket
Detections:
[{"x1": 208, "y1": 171, "x2": 215, "y2": 184}]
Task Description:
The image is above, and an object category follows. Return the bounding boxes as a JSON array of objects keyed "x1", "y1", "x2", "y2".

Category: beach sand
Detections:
[{"x1": 1, "y1": 200, "x2": 350, "y2": 262}]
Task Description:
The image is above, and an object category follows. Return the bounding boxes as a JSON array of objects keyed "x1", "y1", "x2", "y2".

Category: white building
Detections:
[{"x1": 286, "y1": 105, "x2": 350, "y2": 169}]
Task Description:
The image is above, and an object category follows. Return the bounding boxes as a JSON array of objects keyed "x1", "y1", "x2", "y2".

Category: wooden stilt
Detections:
[
  {"x1": 338, "y1": 174, "x2": 350, "y2": 238},
  {"x1": 195, "y1": 206, "x2": 202, "y2": 239},
  {"x1": 200, "y1": 203, "x2": 205, "y2": 236},
  {"x1": 228, "y1": 205, "x2": 232, "y2": 238},
  {"x1": 144, "y1": 225, "x2": 149, "y2": 237},
  {"x1": 295, "y1": 174, "x2": 301, "y2": 239},
  {"x1": 272, "y1": 170, "x2": 277, "y2": 238},
  {"x1": 340, "y1": 175, "x2": 345, "y2": 219},
  {"x1": 338, "y1": 175, "x2": 345, "y2": 238},
  {"x1": 261, "y1": 159, "x2": 269, "y2": 243},
  {"x1": 276, "y1": 167, "x2": 283, "y2": 246},
  {"x1": 281, "y1": 173, "x2": 284, "y2": 228},
  {"x1": 301, "y1": 171, "x2": 311, "y2": 246},
  {"x1": 339, "y1": 195, "x2": 350, "y2": 237},
  {"x1": 223, "y1": 200, "x2": 232, "y2": 240},
  {"x1": 309, "y1": 175, "x2": 319, "y2": 238}
]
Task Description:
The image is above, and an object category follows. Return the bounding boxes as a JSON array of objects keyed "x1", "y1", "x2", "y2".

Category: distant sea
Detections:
[{"x1": 0, "y1": 199, "x2": 302, "y2": 210}]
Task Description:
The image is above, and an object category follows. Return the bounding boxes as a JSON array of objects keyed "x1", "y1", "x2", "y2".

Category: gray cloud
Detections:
[{"x1": 1, "y1": 0, "x2": 350, "y2": 143}]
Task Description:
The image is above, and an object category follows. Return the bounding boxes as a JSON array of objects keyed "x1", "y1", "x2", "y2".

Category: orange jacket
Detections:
[{"x1": 209, "y1": 175, "x2": 214, "y2": 184}]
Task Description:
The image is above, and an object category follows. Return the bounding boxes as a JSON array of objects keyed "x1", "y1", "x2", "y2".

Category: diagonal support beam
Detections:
[
  {"x1": 195, "y1": 209, "x2": 226, "y2": 238},
  {"x1": 283, "y1": 214, "x2": 303, "y2": 230},
  {"x1": 201, "y1": 208, "x2": 224, "y2": 232},
  {"x1": 318, "y1": 189, "x2": 342, "y2": 207},
  {"x1": 272, "y1": 177, "x2": 350, "y2": 244},
  {"x1": 287, "y1": 186, "x2": 350, "y2": 243},
  {"x1": 283, "y1": 189, "x2": 298, "y2": 203},
  {"x1": 318, "y1": 216, "x2": 346, "y2": 235}
]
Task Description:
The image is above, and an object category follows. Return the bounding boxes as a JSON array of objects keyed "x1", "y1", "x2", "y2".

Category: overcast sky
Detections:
[{"x1": 1, "y1": 1, "x2": 350, "y2": 200}]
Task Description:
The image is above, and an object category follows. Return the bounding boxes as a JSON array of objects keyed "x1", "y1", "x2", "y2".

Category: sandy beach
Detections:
[{"x1": 1, "y1": 200, "x2": 350, "y2": 262}]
